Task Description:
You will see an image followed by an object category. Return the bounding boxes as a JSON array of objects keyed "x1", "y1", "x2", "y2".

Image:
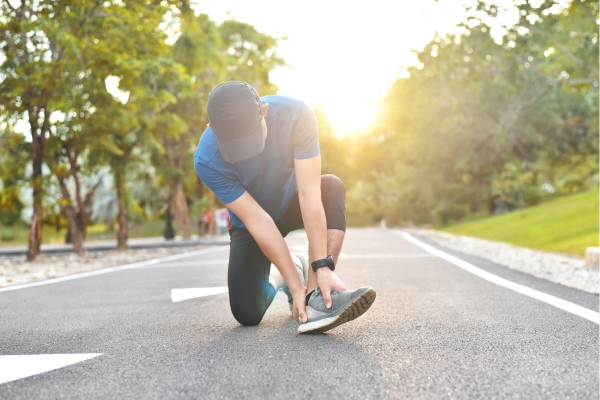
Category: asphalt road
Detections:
[{"x1": 0, "y1": 228, "x2": 598, "y2": 399}]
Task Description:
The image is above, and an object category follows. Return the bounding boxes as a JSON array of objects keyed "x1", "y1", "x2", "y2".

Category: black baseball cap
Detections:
[{"x1": 206, "y1": 81, "x2": 265, "y2": 163}]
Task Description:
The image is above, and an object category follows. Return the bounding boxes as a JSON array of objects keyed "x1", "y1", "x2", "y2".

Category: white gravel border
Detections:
[
  {"x1": 0, "y1": 246, "x2": 213, "y2": 288},
  {"x1": 407, "y1": 229, "x2": 599, "y2": 294}
]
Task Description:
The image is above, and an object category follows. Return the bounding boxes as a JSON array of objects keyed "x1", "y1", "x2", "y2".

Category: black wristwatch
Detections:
[{"x1": 311, "y1": 255, "x2": 335, "y2": 272}]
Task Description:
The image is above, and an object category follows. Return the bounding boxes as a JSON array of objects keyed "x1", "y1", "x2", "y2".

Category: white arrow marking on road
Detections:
[
  {"x1": 171, "y1": 287, "x2": 229, "y2": 303},
  {"x1": 0, "y1": 353, "x2": 102, "y2": 385},
  {"x1": 395, "y1": 231, "x2": 600, "y2": 325}
]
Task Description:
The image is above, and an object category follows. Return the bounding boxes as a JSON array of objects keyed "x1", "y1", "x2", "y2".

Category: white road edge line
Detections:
[
  {"x1": 394, "y1": 231, "x2": 600, "y2": 325},
  {"x1": 0, "y1": 246, "x2": 229, "y2": 293},
  {"x1": 339, "y1": 253, "x2": 435, "y2": 259},
  {"x1": 142, "y1": 260, "x2": 229, "y2": 269}
]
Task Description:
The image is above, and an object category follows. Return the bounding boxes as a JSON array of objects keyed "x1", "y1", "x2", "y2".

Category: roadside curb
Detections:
[{"x1": 0, "y1": 236, "x2": 230, "y2": 257}]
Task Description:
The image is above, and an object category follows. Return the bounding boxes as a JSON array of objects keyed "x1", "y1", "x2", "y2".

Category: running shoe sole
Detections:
[{"x1": 298, "y1": 287, "x2": 376, "y2": 334}]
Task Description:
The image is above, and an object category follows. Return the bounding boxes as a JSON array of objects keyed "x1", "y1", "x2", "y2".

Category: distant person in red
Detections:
[
  {"x1": 203, "y1": 211, "x2": 212, "y2": 235},
  {"x1": 226, "y1": 210, "x2": 232, "y2": 229}
]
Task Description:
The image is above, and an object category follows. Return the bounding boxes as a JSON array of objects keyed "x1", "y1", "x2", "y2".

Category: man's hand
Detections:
[
  {"x1": 316, "y1": 268, "x2": 348, "y2": 309},
  {"x1": 292, "y1": 288, "x2": 308, "y2": 323}
]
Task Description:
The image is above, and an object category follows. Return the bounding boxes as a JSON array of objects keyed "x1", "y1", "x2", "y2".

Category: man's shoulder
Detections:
[
  {"x1": 262, "y1": 94, "x2": 304, "y2": 104},
  {"x1": 194, "y1": 128, "x2": 219, "y2": 164},
  {"x1": 261, "y1": 95, "x2": 309, "y2": 119}
]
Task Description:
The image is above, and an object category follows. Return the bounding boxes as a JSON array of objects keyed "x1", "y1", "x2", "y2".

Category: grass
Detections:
[
  {"x1": 0, "y1": 219, "x2": 170, "y2": 247},
  {"x1": 442, "y1": 189, "x2": 599, "y2": 255}
]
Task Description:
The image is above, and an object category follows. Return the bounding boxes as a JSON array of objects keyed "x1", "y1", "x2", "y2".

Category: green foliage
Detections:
[
  {"x1": 0, "y1": 189, "x2": 24, "y2": 226},
  {"x1": 0, "y1": 2, "x2": 284, "y2": 244},
  {"x1": 444, "y1": 189, "x2": 599, "y2": 255},
  {"x1": 150, "y1": 10, "x2": 284, "y2": 203},
  {"x1": 339, "y1": 0, "x2": 598, "y2": 226},
  {"x1": 219, "y1": 19, "x2": 286, "y2": 95},
  {"x1": 0, "y1": 130, "x2": 27, "y2": 226}
]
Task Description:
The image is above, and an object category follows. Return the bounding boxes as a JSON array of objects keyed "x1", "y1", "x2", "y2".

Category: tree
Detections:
[
  {"x1": 81, "y1": 0, "x2": 181, "y2": 250},
  {"x1": 151, "y1": 10, "x2": 285, "y2": 239},
  {"x1": 477, "y1": 0, "x2": 598, "y2": 87},
  {"x1": 0, "y1": 0, "x2": 111, "y2": 259},
  {"x1": 150, "y1": 11, "x2": 220, "y2": 240},
  {"x1": 354, "y1": 0, "x2": 598, "y2": 226}
]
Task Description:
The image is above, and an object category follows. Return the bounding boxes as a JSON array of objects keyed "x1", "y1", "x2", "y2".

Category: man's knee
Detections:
[
  {"x1": 229, "y1": 297, "x2": 266, "y2": 326},
  {"x1": 321, "y1": 174, "x2": 346, "y2": 231},
  {"x1": 228, "y1": 281, "x2": 275, "y2": 326},
  {"x1": 321, "y1": 174, "x2": 346, "y2": 201}
]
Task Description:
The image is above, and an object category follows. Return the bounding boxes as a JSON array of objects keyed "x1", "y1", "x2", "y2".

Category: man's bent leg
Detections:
[
  {"x1": 306, "y1": 174, "x2": 347, "y2": 294},
  {"x1": 228, "y1": 226, "x2": 277, "y2": 326},
  {"x1": 307, "y1": 229, "x2": 345, "y2": 294}
]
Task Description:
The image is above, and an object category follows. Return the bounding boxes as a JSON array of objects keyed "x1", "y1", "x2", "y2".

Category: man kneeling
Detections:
[{"x1": 194, "y1": 81, "x2": 376, "y2": 333}]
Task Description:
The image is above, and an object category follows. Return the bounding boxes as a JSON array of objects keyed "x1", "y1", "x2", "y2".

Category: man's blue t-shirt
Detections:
[{"x1": 194, "y1": 95, "x2": 320, "y2": 228}]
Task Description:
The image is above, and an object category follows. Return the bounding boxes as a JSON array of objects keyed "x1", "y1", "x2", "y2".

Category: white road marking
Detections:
[
  {"x1": 0, "y1": 353, "x2": 102, "y2": 385},
  {"x1": 142, "y1": 260, "x2": 228, "y2": 269},
  {"x1": 0, "y1": 246, "x2": 229, "y2": 293},
  {"x1": 171, "y1": 287, "x2": 229, "y2": 302},
  {"x1": 339, "y1": 253, "x2": 435, "y2": 259},
  {"x1": 395, "y1": 231, "x2": 600, "y2": 324}
]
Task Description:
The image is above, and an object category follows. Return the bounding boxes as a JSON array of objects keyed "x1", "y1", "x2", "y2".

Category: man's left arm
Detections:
[{"x1": 295, "y1": 155, "x2": 347, "y2": 309}]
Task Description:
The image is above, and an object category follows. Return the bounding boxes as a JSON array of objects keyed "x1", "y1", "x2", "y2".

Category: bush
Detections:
[
  {"x1": 435, "y1": 204, "x2": 470, "y2": 225},
  {"x1": 522, "y1": 186, "x2": 543, "y2": 206},
  {"x1": 0, "y1": 191, "x2": 24, "y2": 226},
  {"x1": 1, "y1": 230, "x2": 15, "y2": 241}
]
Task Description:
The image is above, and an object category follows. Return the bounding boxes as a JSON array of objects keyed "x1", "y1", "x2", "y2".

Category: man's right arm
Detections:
[{"x1": 227, "y1": 191, "x2": 308, "y2": 323}]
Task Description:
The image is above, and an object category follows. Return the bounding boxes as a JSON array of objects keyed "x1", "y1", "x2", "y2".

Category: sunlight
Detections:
[
  {"x1": 321, "y1": 98, "x2": 378, "y2": 135},
  {"x1": 196, "y1": 0, "x2": 485, "y2": 135}
]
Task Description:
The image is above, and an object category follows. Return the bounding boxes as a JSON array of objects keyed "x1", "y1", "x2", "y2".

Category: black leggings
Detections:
[{"x1": 227, "y1": 174, "x2": 346, "y2": 326}]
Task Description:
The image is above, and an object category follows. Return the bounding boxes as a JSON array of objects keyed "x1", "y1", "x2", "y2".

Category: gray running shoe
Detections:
[
  {"x1": 298, "y1": 286, "x2": 376, "y2": 334},
  {"x1": 280, "y1": 253, "x2": 308, "y2": 313}
]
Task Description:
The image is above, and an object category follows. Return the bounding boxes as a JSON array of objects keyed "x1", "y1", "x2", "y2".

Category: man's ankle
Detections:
[{"x1": 305, "y1": 290, "x2": 314, "y2": 305}]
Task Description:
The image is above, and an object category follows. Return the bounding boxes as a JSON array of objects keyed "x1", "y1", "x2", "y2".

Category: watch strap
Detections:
[{"x1": 311, "y1": 255, "x2": 335, "y2": 272}]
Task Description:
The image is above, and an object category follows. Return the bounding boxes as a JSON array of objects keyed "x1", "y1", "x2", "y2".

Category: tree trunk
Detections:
[
  {"x1": 197, "y1": 219, "x2": 206, "y2": 237},
  {"x1": 115, "y1": 171, "x2": 129, "y2": 251},
  {"x1": 55, "y1": 175, "x2": 86, "y2": 255},
  {"x1": 63, "y1": 207, "x2": 85, "y2": 255},
  {"x1": 164, "y1": 206, "x2": 175, "y2": 240},
  {"x1": 27, "y1": 130, "x2": 44, "y2": 261},
  {"x1": 170, "y1": 178, "x2": 192, "y2": 239},
  {"x1": 27, "y1": 202, "x2": 43, "y2": 261},
  {"x1": 75, "y1": 212, "x2": 87, "y2": 242}
]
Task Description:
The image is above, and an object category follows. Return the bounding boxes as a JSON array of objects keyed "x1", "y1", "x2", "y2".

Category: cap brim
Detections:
[{"x1": 216, "y1": 123, "x2": 265, "y2": 163}]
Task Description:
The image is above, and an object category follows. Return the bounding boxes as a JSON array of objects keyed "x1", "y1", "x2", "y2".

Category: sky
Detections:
[{"x1": 194, "y1": 0, "x2": 480, "y2": 134}]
